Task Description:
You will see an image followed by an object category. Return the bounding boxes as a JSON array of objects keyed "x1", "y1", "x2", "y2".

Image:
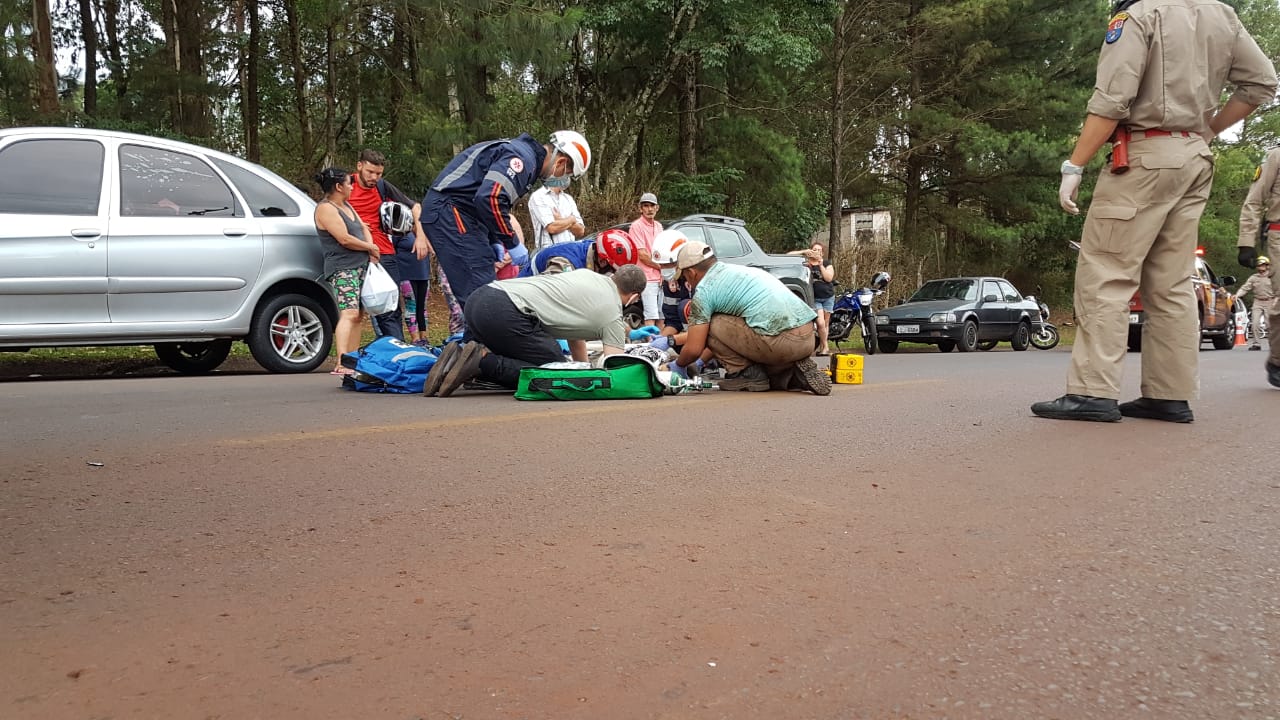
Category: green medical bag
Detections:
[{"x1": 514, "y1": 354, "x2": 665, "y2": 401}]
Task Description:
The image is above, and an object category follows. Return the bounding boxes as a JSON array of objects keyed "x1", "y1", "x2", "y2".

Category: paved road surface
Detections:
[{"x1": 2, "y1": 348, "x2": 1276, "y2": 719}]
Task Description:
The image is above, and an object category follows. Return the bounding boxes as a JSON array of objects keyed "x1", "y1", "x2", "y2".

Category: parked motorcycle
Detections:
[
  {"x1": 1024, "y1": 291, "x2": 1059, "y2": 350},
  {"x1": 828, "y1": 272, "x2": 891, "y2": 354}
]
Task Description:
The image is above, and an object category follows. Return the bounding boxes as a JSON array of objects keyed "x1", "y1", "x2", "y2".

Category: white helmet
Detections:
[
  {"x1": 379, "y1": 201, "x2": 413, "y2": 235},
  {"x1": 651, "y1": 229, "x2": 690, "y2": 266},
  {"x1": 549, "y1": 130, "x2": 592, "y2": 178}
]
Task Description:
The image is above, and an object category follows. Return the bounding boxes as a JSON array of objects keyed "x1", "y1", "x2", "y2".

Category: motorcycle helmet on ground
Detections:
[
  {"x1": 871, "y1": 271, "x2": 892, "y2": 291},
  {"x1": 379, "y1": 201, "x2": 413, "y2": 235},
  {"x1": 595, "y1": 228, "x2": 639, "y2": 268},
  {"x1": 549, "y1": 130, "x2": 592, "y2": 179}
]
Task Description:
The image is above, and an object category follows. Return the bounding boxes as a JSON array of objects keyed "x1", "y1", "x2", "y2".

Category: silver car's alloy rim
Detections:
[{"x1": 268, "y1": 305, "x2": 325, "y2": 363}]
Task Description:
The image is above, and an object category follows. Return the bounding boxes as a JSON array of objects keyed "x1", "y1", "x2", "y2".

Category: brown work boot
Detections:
[
  {"x1": 790, "y1": 357, "x2": 832, "y2": 396},
  {"x1": 718, "y1": 364, "x2": 770, "y2": 392},
  {"x1": 438, "y1": 341, "x2": 486, "y2": 398}
]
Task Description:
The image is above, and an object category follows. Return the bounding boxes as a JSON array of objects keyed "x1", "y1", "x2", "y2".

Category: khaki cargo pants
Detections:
[
  {"x1": 1270, "y1": 303, "x2": 1280, "y2": 367},
  {"x1": 1067, "y1": 136, "x2": 1215, "y2": 401},
  {"x1": 706, "y1": 314, "x2": 813, "y2": 386}
]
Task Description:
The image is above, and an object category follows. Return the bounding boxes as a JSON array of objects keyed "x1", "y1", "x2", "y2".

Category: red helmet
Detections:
[{"x1": 595, "y1": 228, "x2": 639, "y2": 268}]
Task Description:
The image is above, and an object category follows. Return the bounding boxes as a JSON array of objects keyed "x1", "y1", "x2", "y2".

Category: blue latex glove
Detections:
[
  {"x1": 557, "y1": 339, "x2": 570, "y2": 354},
  {"x1": 491, "y1": 242, "x2": 506, "y2": 262},
  {"x1": 648, "y1": 335, "x2": 671, "y2": 352},
  {"x1": 629, "y1": 325, "x2": 661, "y2": 341},
  {"x1": 670, "y1": 363, "x2": 689, "y2": 379},
  {"x1": 509, "y1": 242, "x2": 529, "y2": 268}
]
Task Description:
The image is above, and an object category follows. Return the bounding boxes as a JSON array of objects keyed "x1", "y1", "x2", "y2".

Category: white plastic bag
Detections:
[{"x1": 360, "y1": 262, "x2": 399, "y2": 315}]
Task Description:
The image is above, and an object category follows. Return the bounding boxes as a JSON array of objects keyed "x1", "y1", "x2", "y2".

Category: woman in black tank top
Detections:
[{"x1": 314, "y1": 167, "x2": 380, "y2": 375}]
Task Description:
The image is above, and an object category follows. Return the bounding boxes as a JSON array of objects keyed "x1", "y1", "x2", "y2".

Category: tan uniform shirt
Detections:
[
  {"x1": 1236, "y1": 270, "x2": 1277, "y2": 302},
  {"x1": 1087, "y1": 0, "x2": 1276, "y2": 134},
  {"x1": 1238, "y1": 147, "x2": 1280, "y2": 248}
]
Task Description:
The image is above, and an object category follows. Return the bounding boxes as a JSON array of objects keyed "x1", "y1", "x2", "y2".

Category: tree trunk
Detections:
[
  {"x1": 31, "y1": 0, "x2": 59, "y2": 114},
  {"x1": 175, "y1": 0, "x2": 207, "y2": 136},
  {"x1": 245, "y1": 0, "x2": 260, "y2": 161},
  {"x1": 324, "y1": 23, "x2": 337, "y2": 165},
  {"x1": 901, "y1": 0, "x2": 924, "y2": 251},
  {"x1": 78, "y1": 0, "x2": 97, "y2": 116},
  {"x1": 283, "y1": 0, "x2": 314, "y2": 167},
  {"x1": 828, "y1": 2, "x2": 846, "y2": 260},
  {"x1": 100, "y1": 0, "x2": 128, "y2": 116},
  {"x1": 678, "y1": 53, "x2": 698, "y2": 175}
]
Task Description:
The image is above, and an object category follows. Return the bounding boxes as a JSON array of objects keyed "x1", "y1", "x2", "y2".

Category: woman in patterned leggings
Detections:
[{"x1": 314, "y1": 167, "x2": 380, "y2": 375}]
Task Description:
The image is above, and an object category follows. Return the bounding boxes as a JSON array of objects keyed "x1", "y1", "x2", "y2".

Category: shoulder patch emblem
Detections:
[
  {"x1": 509, "y1": 157, "x2": 524, "y2": 174},
  {"x1": 1105, "y1": 12, "x2": 1128, "y2": 44},
  {"x1": 1255, "y1": 166, "x2": 1263, "y2": 182}
]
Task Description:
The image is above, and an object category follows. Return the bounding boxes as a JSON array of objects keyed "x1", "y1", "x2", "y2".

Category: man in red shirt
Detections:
[
  {"x1": 348, "y1": 149, "x2": 430, "y2": 339},
  {"x1": 630, "y1": 192, "x2": 665, "y2": 327}
]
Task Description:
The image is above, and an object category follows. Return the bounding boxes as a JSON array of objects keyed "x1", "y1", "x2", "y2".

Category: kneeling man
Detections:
[
  {"x1": 672, "y1": 241, "x2": 829, "y2": 395},
  {"x1": 425, "y1": 264, "x2": 648, "y2": 397}
]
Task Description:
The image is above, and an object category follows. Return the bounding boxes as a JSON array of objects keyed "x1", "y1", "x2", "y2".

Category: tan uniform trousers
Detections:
[
  {"x1": 706, "y1": 314, "x2": 813, "y2": 386},
  {"x1": 1270, "y1": 303, "x2": 1280, "y2": 367},
  {"x1": 1068, "y1": 136, "x2": 1215, "y2": 401},
  {"x1": 1251, "y1": 297, "x2": 1274, "y2": 345}
]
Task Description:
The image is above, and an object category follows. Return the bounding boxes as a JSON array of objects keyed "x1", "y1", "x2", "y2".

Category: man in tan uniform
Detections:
[
  {"x1": 1232, "y1": 256, "x2": 1274, "y2": 351},
  {"x1": 1033, "y1": 0, "x2": 1277, "y2": 422},
  {"x1": 1236, "y1": 147, "x2": 1280, "y2": 386}
]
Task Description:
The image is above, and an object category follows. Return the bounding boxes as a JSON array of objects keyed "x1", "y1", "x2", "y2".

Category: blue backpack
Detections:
[{"x1": 342, "y1": 337, "x2": 439, "y2": 393}]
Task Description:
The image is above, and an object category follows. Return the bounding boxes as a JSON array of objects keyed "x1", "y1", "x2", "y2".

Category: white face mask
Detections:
[{"x1": 660, "y1": 266, "x2": 678, "y2": 282}]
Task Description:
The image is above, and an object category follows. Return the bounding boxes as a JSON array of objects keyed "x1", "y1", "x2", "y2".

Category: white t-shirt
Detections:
[{"x1": 528, "y1": 187, "x2": 584, "y2": 249}]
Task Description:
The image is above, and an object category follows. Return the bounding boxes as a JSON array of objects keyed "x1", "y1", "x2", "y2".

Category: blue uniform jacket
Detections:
[{"x1": 422, "y1": 133, "x2": 546, "y2": 249}]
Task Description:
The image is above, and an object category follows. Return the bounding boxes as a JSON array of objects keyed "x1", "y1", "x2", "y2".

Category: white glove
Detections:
[{"x1": 1059, "y1": 172, "x2": 1082, "y2": 215}]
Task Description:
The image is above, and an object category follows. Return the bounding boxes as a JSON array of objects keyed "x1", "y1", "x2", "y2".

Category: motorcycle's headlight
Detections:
[
  {"x1": 876, "y1": 315, "x2": 889, "y2": 325},
  {"x1": 930, "y1": 312, "x2": 956, "y2": 323},
  {"x1": 857, "y1": 291, "x2": 874, "y2": 304}
]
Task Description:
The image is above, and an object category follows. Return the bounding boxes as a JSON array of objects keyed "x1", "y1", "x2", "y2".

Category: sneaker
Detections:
[
  {"x1": 1268, "y1": 362, "x2": 1280, "y2": 389},
  {"x1": 718, "y1": 364, "x2": 770, "y2": 392},
  {"x1": 438, "y1": 341, "x2": 485, "y2": 397},
  {"x1": 791, "y1": 357, "x2": 832, "y2": 396},
  {"x1": 423, "y1": 341, "x2": 460, "y2": 396}
]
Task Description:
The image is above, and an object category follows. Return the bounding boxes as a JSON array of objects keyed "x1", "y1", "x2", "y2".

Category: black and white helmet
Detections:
[
  {"x1": 871, "y1": 271, "x2": 891, "y2": 290},
  {"x1": 379, "y1": 201, "x2": 413, "y2": 235}
]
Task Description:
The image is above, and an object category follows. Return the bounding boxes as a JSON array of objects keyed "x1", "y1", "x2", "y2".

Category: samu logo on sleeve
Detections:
[{"x1": 1105, "y1": 12, "x2": 1128, "y2": 44}]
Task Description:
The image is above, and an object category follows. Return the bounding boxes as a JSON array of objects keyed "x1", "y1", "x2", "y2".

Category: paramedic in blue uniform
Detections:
[{"x1": 420, "y1": 131, "x2": 591, "y2": 306}]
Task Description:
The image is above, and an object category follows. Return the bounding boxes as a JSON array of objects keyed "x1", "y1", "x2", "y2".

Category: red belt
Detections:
[
  {"x1": 1269, "y1": 223, "x2": 1280, "y2": 232},
  {"x1": 1129, "y1": 129, "x2": 1194, "y2": 140}
]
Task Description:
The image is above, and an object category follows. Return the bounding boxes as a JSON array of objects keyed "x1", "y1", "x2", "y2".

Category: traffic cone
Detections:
[{"x1": 1235, "y1": 313, "x2": 1248, "y2": 347}]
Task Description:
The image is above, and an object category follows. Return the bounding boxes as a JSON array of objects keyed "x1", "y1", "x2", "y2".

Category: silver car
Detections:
[{"x1": 0, "y1": 127, "x2": 336, "y2": 373}]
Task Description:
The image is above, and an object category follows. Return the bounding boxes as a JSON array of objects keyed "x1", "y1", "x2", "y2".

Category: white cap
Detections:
[{"x1": 639, "y1": 192, "x2": 659, "y2": 205}]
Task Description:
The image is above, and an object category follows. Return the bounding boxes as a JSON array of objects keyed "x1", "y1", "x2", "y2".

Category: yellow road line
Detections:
[{"x1": 225, "y1": 378, "x2": 941, "y2": 446}]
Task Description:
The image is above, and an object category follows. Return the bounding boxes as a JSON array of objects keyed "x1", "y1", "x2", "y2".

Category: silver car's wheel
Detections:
[{"x1": 247, "y1": 293, "x2": 333, "y2": 373}]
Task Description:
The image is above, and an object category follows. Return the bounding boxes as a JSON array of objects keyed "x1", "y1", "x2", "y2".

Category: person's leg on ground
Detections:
[
  {"x1": 327, "y1": 266, "x2": 366, "y2": 373},
  {"x1": 400, "y1": 280, "x2": 419, "y2": 341},
  {"x1": 370, "y1": 255, "x2": 404, "y2": 340},
  {"x1": 1130, "y1": 150, "x2": 1213, "y2": 420},
  {"x1": 1267, "y1": 304, "x2": 1280, "y2": 387},
  {"x1": 438, "y1": 286, "x2": 562, "y2": 393},
  {"x1": 410, "y1": 279, "x2": 430, "y2": 344},
  {"x1": 1251, "y1": 301, "x2": 1266, "y2": 348},
  {"x1": 642, "y1": 281, "x2": 663, "y2": 328}
]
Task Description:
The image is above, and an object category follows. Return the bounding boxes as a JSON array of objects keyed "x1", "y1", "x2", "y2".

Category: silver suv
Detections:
[{"x1": 0, "y1": 127, "x2": 335, "y2": 373}]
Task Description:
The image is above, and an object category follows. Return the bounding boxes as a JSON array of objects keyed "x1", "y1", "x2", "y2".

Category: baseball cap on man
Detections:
[
  {"x1": 639, "y1": 192, "x2": 659, "y2": 205},
  {"x1": 675, "y1": 240, "x2": 715, "y2": 271}
]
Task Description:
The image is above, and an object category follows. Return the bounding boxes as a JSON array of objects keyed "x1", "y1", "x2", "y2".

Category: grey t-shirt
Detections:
[
  {"x1": 317, "y1": 201, "x2": 370, "y2": 277},
  {"x1": 495, "y1": 269, "x2": 627, "y2": 348}
]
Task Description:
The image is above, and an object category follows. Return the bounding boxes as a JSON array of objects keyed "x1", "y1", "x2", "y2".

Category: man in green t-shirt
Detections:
[{"x1": 672, "y1": 242, "x2": 830, "y2": 395}]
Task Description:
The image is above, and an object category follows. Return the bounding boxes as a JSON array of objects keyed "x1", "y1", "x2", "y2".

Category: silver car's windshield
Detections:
[{"x1": 910, "y1": 279, "x2": 976, "y2": 302}]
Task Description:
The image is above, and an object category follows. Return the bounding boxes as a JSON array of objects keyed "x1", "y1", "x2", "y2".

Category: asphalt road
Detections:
[{"x1": 2, "y1": 347, "x2": 1277, "y2": 719}]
